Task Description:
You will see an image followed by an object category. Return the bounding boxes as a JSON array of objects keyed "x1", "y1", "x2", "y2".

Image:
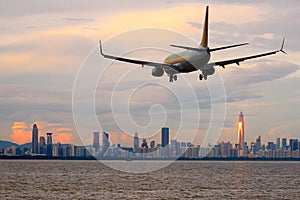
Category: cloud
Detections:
[
  {"x1": 223, "y1": 60, "x2": 299, "y2": 99},
  {"x1": 62, "y1": 18, "x2": 94, "y2": 22},
  {"x1": 53, "y1": 133, "x2": 72, "y2": 144},
  {"x1": 10, "y1": 122, "x2": 31, "y2": 144}
]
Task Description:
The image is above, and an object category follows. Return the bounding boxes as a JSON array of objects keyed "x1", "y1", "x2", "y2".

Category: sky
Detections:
[{"x1": 0, "y1": 0, "x2": 300, "y2": 147}]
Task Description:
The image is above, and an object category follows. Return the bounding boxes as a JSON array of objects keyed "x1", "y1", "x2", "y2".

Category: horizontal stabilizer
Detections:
[
  {"x1": 170, "y1": 44, "x2": 208, "y2": 52},
  {"x1": 170, "y1": 42, "x2": 248, "y2": 53}
]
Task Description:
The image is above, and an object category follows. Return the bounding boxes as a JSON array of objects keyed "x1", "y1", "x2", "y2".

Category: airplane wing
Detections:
[
  {"x1": 99, "y1": 41, "x2": 181, "y2": 71},
  {"x1": 210, "y1": 38, "x2": 286, "y2": 69}
]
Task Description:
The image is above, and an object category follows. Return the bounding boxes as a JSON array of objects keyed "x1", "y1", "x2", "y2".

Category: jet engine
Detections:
[
  {"x1": 152, "y1": 67, "x2": 164, "y2": 77},
  {"x1": 202, "y1": 67, "x2": 215, "y2": 76}
]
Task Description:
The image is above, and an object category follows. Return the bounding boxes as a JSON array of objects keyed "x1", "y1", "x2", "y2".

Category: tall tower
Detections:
[
  {"x1": 39, "y1": 136, "x2": 46, "y2": 154},
  {"x1": 161, "y1": 127, "x2": 169, "y2": 147},
  {"x1": 32, "y1": 124, "x2": 38, "y2": 154},
  {"x1": 93, "y1": 131, "x2": 100, "y2": 151},
  {"x1": 237, "y1": 111, "x2": 245, "y2": 157},
  {"x1": 133, "y1": 132, "x2": 139, "y2": 151},
  {"x1": 102, "y1": 132, "x2": 110, "y2": 154},
  {"x1": 47, "y1": 132, "x2": 53, "y2": 157}
]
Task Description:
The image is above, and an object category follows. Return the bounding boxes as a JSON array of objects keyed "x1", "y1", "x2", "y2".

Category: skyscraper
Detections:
[
  {"x1": 150, "y1": 141, "x2": 155, "y2": 148},
  {"x1": 256, "y1": 136, "x2": 261, "y2": 151},
  {"x1": 47, "y1": 133, "x2": 53, "y2": 157},
  {"x1": 32, "y1": 124, "x2": 38, "y2": 154},
  {"x1": 161, "y1": 127, "x2": 169, "y2": 147},
  {"x1": 102, "y1": 132, "x2": 110, "y2": 154},
  {"x1": 93, "y1": 131, "x2": 100, "y2": 151},
  {"x1": 39, "y1": 136, "x2": 46, "y2": 154},
  {"x1": 133, "y1": 132, "x2": 139, "y2": 151},
  {"x1": 276, "y1": 138, "x2": 281, "y2": 150},
  {"x1": 290, "y1": 139, "x2": 299, "y2": 151},
  {"x1": 282, "y1": 138, "x2": 287, "y2": 150},
  {"x1": 237, "y1": 111, "x2": 245, "y2": 157}
]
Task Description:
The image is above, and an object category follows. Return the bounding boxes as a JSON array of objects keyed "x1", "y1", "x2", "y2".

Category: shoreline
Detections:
[{"x1": 1, "y1": 155, "x2": 300, "y2": 161}]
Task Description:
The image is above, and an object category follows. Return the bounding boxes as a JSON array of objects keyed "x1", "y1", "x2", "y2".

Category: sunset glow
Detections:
[
  {"x1": 238, "y1": 122, "x2": 243, "y2": 131},
  {"x1": 10, "y1": 122, "x2": 31, "y2": 145},
  {"x1": 9, "y1": 121, "x2": 73, "y2": 145}
]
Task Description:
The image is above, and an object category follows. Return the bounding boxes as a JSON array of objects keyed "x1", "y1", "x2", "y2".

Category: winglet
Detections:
[
  {"x1": 200, "y1": 6, "x2": 209, "y2": 47},
  {"x1": 99, "y1": 40, "x2": 104, "y2": 56},
  {"x1": 280, "y1": 37, "x2": 287, "y2": 54}
]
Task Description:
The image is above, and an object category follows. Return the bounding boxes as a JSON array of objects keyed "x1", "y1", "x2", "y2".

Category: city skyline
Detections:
[
  {"x1": 1, "y1": 112, "x2": 299, "y2": 151},
  {"x1": 1, "y1": 121, "x2": 300, "y2": 159},
  {"x1": 1, "y1": 1, "x2": 300, "y2": 147}
]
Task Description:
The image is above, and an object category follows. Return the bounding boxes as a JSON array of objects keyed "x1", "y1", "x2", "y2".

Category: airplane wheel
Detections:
[
  {"x1": 199, "y1": 74, "x2": 203, "y2": 80},
  {"x1": 174, "y1": 75, "x2": 177, "y2": 81}
]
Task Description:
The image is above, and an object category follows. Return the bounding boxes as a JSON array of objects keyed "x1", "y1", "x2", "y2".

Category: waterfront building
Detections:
[
  {"x1": 161, "y1": 127, "x2": 169, "y2": 148},
  {"x1": 133, "y1": 132, "x2": 139, "y2": 151},
  {"x1": 102, "y1": 132, "x2": 110, "y2": 154},
  {"x1": 282, "y1": 138, "x2": 287, "y2": 150},
  {"x1": 32, "y1": 124, "x2": 39, "y2": 154},
  {"x1": 93, "y1": 131, "x2": 100, "y2": 151},
  {"x1": 237, "y1": 111, "x2": 245, "y2": 157},
  {"x1": 290, "y1": 139, "x2": 299, "y2": 151},
  {"x1": 39, "y1": 136, "x2": 46, "y2": 154},
  {"x1": 150, "y1": 140, "x2": 155, "y2": 148},
  {"x1": 46, "y1": 133, "x2": 53, "y2": 157},
  {"x1": 256, "y1": 136, "x2": 261, "y2": 151},
  {"x1": 220, "y1": 141, "x2": 232, "y2": 158},
  {"x1": 276, "y1": 137, "x2": 281, "y2": 150}
]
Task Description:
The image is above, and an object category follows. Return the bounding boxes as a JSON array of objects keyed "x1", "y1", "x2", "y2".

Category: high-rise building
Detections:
[
  {"x1": 46, "y1": 133, "x2": 53, "y2": 157},
  {"x1": 39, "y1": 136, "x2": 46, "y2": 154},
  {"x1": 32, "y1": 124, "x2": 39, "y2": 154},
  {"x1": 150, "y1": 140, "x2": 155, "y2": 148},
  {"x1": 290, "y1": 139, "x2": 299, "y2": 151},
  {"x1": 276, "y1": 138, "x2": 281, "y2": 150},
  {"x1": 93, "y1": 131, "x2": 100, "y2": 151},
  {"x1": 102, "y1": 132, "x2": 110, "y2": 154},
  {"x1": 267, "y1": 142, "x2": 276, "y2": 150},
  {"x1": 161, "y1": 127, "x2": 169, "y2": 147},
  {"x1": 282, "y1": 138, "x2": 287, "y2": 150},
  {"x1": 141, "y1": 139, "x2": 148, "y2": 149},
  {"x1": 133, "y1": 132, "x2": 139, "y2": 151},
  {"x1": 256, "y1": 136, "x2": 261, "y2": 151},
  {"x1": 237, "y1": 111, "x2": 245, "y2": 157}
]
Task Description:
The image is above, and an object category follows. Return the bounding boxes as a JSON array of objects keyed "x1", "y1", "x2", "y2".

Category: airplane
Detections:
[{"x1": 99, "y1": 6, "x2": 286, "y2": 82}]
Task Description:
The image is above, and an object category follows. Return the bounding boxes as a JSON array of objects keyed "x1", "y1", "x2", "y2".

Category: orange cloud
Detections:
[
  {"x1": 53, "y1": 133, "x2": 72, "y2": 144},
  {"x1": 10, "y1": 122, "x2": 31, "y2": 144},
  {"x1": 121, "y1": 132, "x2": 132, "y2": 142}
]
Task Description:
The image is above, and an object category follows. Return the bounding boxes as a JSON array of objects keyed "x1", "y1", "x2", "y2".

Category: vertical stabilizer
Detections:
[{"x1": 200, "y1": 6, "x2": 209, "y2": 47}]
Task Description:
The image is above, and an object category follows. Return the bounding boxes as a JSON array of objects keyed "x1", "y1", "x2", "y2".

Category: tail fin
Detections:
[{"x1": 200, "y1": 6, "x2": 209, "y2": 47}]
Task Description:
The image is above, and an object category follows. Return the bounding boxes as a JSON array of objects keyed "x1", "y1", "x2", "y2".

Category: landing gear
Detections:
[
  {"x1": 169, "y1": 74, "x2": 177, "y2": 82},
  {"x1": 199, "y1": 74, "x2": 203, "y2": 81},
  {"x1": 199, "y1": 74, "x2": 207, "y2": 81},
  {"x1": 174, "y1": 75, "x2": 177, "y2": 81}
]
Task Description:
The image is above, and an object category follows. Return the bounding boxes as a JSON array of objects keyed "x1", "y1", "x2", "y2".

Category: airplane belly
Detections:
[
  {"x1": 179, "y1": 52, "x2": 211, "y2": 72},
  {"x1": 190, "y1": 52, "x2": 210, "y2": 70}
]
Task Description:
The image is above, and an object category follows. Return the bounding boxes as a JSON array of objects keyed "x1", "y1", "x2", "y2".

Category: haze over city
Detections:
[{"x1": 1, "y1": 1, "x2": 300, "y2": 147}]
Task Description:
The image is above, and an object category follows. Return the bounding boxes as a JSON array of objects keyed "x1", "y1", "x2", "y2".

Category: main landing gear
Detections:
[
  {"x1": 199, "y1": 74, "x2": 207, "y2": 81},
  {"x1": 169, "y1": 74, "x2": 177, "y2": 82}
]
